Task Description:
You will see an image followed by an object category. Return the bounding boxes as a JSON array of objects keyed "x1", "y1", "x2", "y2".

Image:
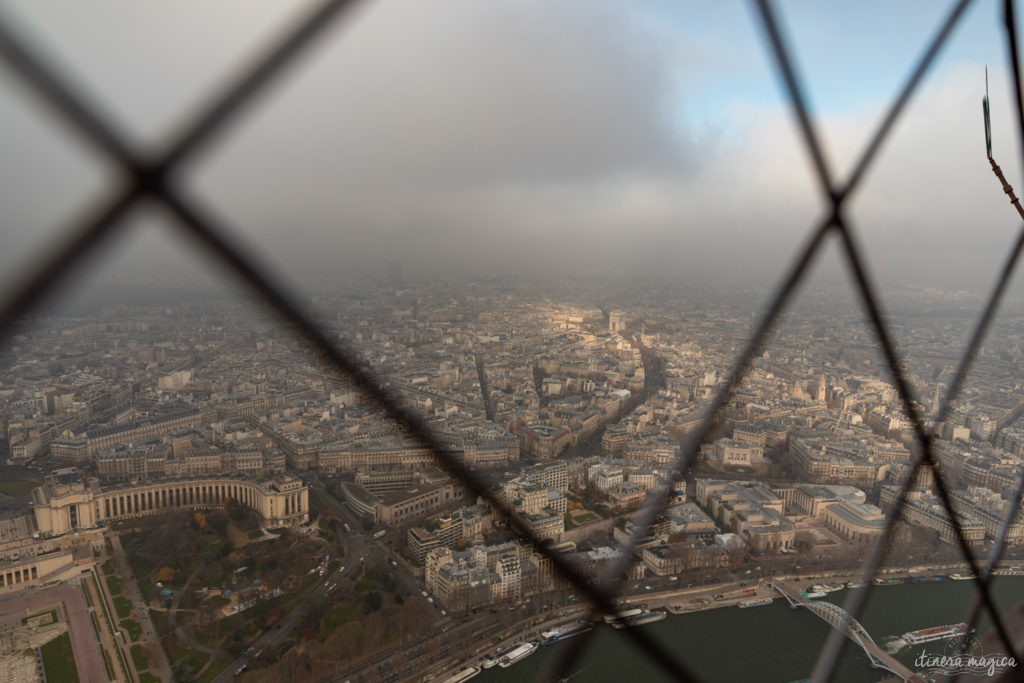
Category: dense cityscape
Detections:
[{"x1": 1, "y1": 275, "x2": 1022, "y2": 682}]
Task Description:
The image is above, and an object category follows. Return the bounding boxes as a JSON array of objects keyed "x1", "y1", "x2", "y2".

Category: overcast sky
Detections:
[{"x1": 2, "y1": 0, "x2": 1024, "y2": 301}]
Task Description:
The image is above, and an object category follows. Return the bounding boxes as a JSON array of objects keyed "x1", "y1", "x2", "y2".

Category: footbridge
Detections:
[{"x1": 772, "y1": 581, "x2": 920, "y2": 682}]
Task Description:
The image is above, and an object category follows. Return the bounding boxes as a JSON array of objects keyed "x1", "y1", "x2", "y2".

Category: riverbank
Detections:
[
  {"x1": 466, "y1": 576, "x2": 1023, "y2": 683},
  {"x1": 427, "y1": 561, "x2": 1022, "y2": 681}
]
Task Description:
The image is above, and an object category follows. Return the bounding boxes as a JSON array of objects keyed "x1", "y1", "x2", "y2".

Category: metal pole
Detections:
[{"x1": 989, "y1": 156, "x2": 1024, "y2": 220}]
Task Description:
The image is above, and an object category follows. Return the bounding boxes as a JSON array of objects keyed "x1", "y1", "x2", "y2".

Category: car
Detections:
[
  {"x1": 644, "y1": 585, "x2": 652, "y2": 590},
  {"x1": 421, "y1": 591, "x2": 428, "y2": 597}
]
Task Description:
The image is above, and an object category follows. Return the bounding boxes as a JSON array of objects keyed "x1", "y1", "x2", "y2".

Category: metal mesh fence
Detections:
[{"x1": 0, "y1": 1, "x2": 1022, "y2": 681}]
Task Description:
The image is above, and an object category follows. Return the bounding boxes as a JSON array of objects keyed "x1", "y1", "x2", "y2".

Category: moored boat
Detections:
[
  {"x1": 497, "y1": 642, "x2": 538, "y2": 669},
  {"x1": 538, "y1": 621, "x2": 593, "y2": 645},
  {"x1": 871, "y1": 577, "x2": 904, "y2": 586},
  {"x1": 738, "y1": 597, "x2": 773, "y2": 608},
  {"x1": 609, "y1": 609, "x2": 667, "y2": 629},
  {"x1": 483, "y1": 644, "x2": 515, "y2": 669},
  {"x1": 902, "y1": 622, "x2": 969, "y2": 645},
  {"x1": 910, "y1": 576, "x2": 943, "y2": 583}
]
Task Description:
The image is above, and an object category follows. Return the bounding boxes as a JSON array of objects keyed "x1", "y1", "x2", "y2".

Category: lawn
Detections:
[
  {"x1": 128, "y1": 554, "x2": 157, "y2": 588},
  {"x1": 114, "y1": 595, "x2": 133, "y2": 619},
  {"x1": 199, "y1": 654, "x2": 235, "y2": 683},
  {"x1": 41, "y1": 632, "x2": 79, "y2": 683},
  {"x1": 179, "y1": 648, "x2": 210, "y2": 675},
  {"x1": 139, "y1": 674, "x2": 162, "y2": 683},
  {"x1": 106, "y1": 574, "x2": 124, "y2": 596},
  {"x1": 90, "y1": 575, "x2": 115, "y2": 632},
  {"x1": 100, "y1": 647, "x2": 116, "y2": 680},
  {"x1": 320, "y1": 601, "x2": 361, "y2": 638},
  {"x1": 130, "y1": 644, "x2": 150, "y2": 672},
  {"x1": 121, "y1": 618, "x2": 143, "y2": 641},
  {"x1": 82, "y1": 582, "x2": 94, "y2": 608},
  {"x1": 0, "y1": 478, "x2": 40, "y2": 497},
  {"x1": 139, "y1": 580, "x2": 156, "y2": 604},
  {"x1": 193, "y1": 611, "x2": 248, "y2": 650}
]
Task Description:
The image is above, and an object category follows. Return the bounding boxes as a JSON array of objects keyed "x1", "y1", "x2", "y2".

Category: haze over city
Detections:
[
  {"x1": 2, "y1": 3, "x2": 1024, "y2": 683},
  {"x1": 3, "y1": 0, "x2": 1024, "y2": 297}
]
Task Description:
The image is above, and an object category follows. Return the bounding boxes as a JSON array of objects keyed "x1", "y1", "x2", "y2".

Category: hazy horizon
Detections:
[{"x1": 4, "y1": 1, "x2": 1024, "y2": 306}]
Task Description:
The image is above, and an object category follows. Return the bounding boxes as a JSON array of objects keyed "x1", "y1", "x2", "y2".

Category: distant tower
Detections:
[
  {"x1": 609, "y1": 310, "x2": 626, "y2": 332},
  {"x1": 816, "y1": 374, "x2": 827, "y2": 402},
  {"x1": 932, "y1": 385, "x2": 941, "y2": 416}
]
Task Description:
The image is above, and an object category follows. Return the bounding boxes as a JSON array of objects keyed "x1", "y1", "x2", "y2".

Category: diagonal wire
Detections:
[
  {"x1": 158, "y1": 0, "x2": 361, "y2": 170},
  {"x1": 951, "y1": 466, "x2": 1024, "y2": 683},
  {"x1": 754, "y1": 1, "x2": 1018, "y2": 677},
  {"x1": 0, "y1": 6, "x2": 701, "y2": 680},
  {"x1": 746, "y1": 0, "x2": 1021, "y2": 675},
  {"x1": 160, "y1": 186, "x2": 702, "y2": 683},
  {"x1": 950, "y1": 1, "x2": 1024, "y2": 672},
  {"x1": 546, "y1": 213, "x2": 837, "y2": 682},
  {"x1": 840, "y1": 0, "x2": 973, "y2": 197},
  {"x1": 0, "y1": 0, "x2": 359, "y2": 345},
  {"x1": 553, "y1": 1, "x2": 981, "y2": 679},
  {"x1": 748, "y1": 0, "x2": 1018, "y2": 678},
  {"x1": 0, "y1": 0, "x2": 1022, "y2": 680},
  {"x1": 752, "y1": 0, "x2": 836, "y2": 197},
  {"x1": 815, "y1": 216, "x2": 1019, "y2": 680}
]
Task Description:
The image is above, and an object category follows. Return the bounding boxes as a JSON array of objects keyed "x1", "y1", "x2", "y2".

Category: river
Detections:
[{"x1": 474, "y1": 577, "x2": 1022, "y2": 682}]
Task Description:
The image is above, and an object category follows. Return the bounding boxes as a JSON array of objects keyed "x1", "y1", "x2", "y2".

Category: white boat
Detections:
[
  {"x1": 497, "y1": 642, "x2": 538, "y2": 669},
  {"x1": 903, "y1": 623, "x2": 969, "y2": 645},
  {"x1": 802, "y1": 591, "x2": 827, "y2": 599},
  {"x1": 948, "y1": 573, "x2": 976, "y2": 581},
  {"x1": 609, "y1": 609, "x2": 667, "y2": 629},
  {"x1": 538, "y1": 621, "x2": 593, "y2": 645},
  {"x1": 483, "y1": 644, "x2": 516, "y2": 669}
]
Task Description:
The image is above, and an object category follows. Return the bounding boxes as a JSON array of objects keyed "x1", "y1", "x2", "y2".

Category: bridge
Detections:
[{"x1": 772, "y1": 582, "x2": 921, "y2": 682}]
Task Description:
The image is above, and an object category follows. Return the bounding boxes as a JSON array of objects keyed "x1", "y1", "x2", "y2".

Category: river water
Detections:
[{"x1": 474, "y1": 577, "x2": 1022, "y2": 682}]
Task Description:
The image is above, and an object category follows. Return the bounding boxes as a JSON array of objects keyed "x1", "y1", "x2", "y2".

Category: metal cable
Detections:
[{"x1": 0, "y1": 0, "x2": 1021, "y2": 680}]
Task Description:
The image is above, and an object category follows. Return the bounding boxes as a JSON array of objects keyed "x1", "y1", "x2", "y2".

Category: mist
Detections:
[{"x1": 2, "y1": 0, "x2": 1023, "y2": 306}]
